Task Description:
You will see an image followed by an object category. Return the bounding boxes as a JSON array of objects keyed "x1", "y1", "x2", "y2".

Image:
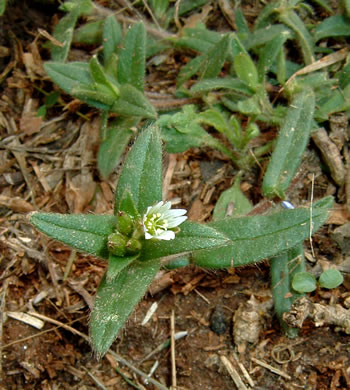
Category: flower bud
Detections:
[
  {"x1": 125, "y1": 237, "x2": 142, "y2": 255},
  {"x1": 116, "y1": 211, "x2": 134, "y2": 236},
  {"x1": 107, "y1": 232, "x2": 127, "y2": 257},
  {"x1": 245, "y1": 123, "x2": 260, "y2": 141}
]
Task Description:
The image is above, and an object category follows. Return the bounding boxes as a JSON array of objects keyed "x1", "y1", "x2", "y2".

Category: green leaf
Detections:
[
  {"x1": 235, "y1": 8, "x2": 250, "y2": 36},
  {"x1": 237, "y1": 95, "x2": 261, "y2": 116},
  {"x1": 213, "y1": 178, "x2": 253, "y2": 220},
  {"x1": 191, "y1": 77, "x2": 253, "y2": 96},
  {"x1": 97, "y1": 117, "x2": 137, "y2": 179},
  {"x1": 244, "y1": 24, "x2": 292, "y2": 50},
  {"x1": 262, "y1": 88, "x2": 315, "y2": 199},
  {"x1": 71, "y1": 87, "x2": 115, "y2": 109},
  {"x1": 254, "y1": 1, "x2": 280, "y2": 30},
  {"x1": 313, "y1": 15, "x2": 350, "y2": 42},
  {"x1": 44, "y1": 61, "x2": 92, "y2": 94},
  {"x1": 177, "y1": 55, "x2": 204, "y2": 87},
  {"x1": 29, "y1": 213, "x2": 116, "y2": 259},
  {"x1": 172, "y1": 26, "x2": 221, "y2": 53},
  {"x1": 160, "y1": 117, "x2": 205, "y2": 153},
  {"x1": 103, "y1": 15, "x2": 122, "y2": 64},
  {"x1": 0, "y1": 0, "x2": 6, "y2": 15},
  {"x1": 257, "y1": 31, "x2": 291, "y2": 82},
  {"x1": 114, "y1": 124, "x2": 162, "y2": 215},
  {"x1": 292, "y1": 272, "x2": 317, "y2": 293},
  {"x1": 192, "y1": 196, "x2": 333, "y2": 268},
  {"x1": 149, "y1": 0, "x2": 169, "y2": 18},
  {"x1": 89, "y1": 55, "x2": 119, "y2": 97},
  {"x1": 200, "y1": 34, "x2": 230, "y2": 79},
  {"x1": 270, "y1": 244, "x2": 305, "y2": 337},
  {"x1": 158, "y1": 107, "x2": 234, "y2": 159},
  {"x1": 118, "y1": 190, "x2": 139, "y2": 219},
  {"x1": 51, "y1": 6, "x2": 80, "y2": 62},
  {"x1": 106, "y1": 254, "x2": 138, "y2": 282},
  {"x1": 141, "y1": 221, "x2": 229, "y2": 261},
  {"x1": 117, "y1": 22, "x2": 146, "y2": 91},
  {"x1": 90, "y1": 259, "x2": 161, "y2": 357},
  {"x1": 319, "y1": 269, "x2": 344, "y2": 289},
  {"x1": 111, "y1": 84, "x2": 157, "y2": 119},
  {"x1": 197, "y1": 108, "x2": 238, "y2": 148},
  {"x1": 60, "y1": 0, "x2": 93, "y2": 14},
  {"x1": 278, "y1": 9, "x2": 314, "y2": 64},
  {"x1": 233, "y1": 52, "x2": 259, "y2": 92},
  {"x1": 73, "y1": 20, "x2": 104, "y2": 45}
]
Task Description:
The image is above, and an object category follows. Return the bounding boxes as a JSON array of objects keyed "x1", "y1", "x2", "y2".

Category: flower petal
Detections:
[
  {"x1": 155, "y1": 230, "x2": 175, "y2": 240},
  {"x1": 167, "y1": 215, "x2": 187, "y2": 228}
]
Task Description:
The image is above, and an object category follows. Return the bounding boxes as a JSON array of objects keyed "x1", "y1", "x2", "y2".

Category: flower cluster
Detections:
[
  {"x1": 108, "y1": 201, "x2": 187, "y2": 256},
  {"x1": 142, "y1": 201, "x2": 187, "y2": 240}
]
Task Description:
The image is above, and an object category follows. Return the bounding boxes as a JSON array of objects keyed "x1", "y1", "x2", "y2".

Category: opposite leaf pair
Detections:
[{"x1": 30, "y1": 124, "x2": 333, "y2": 357}]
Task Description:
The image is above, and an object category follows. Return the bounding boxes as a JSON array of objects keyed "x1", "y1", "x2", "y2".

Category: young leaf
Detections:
[
  {"x1": 200, "y1": 34, "x2": 230, "y2": 79},
  {"x1": 244, "y1": 24, "x2": 292, "y2": 50},
  {"x1": 313, "y1": 15, "x2": 350, "y2": 42},
  {"x1": 98, "y1": 117, "x2": 137, "y2": 179},
  {"x1": 257, "y1": 31, "x2": 291, "y2": 82},
  {"x1": 111, "y1": 84, "x2": 157, "y2": 119},
  {"x1": 44, "y1": 62, "x2": 92, "y2": 94},
  {"x1": 114, "y1": 124, "x2": 162, "y2": 215},
  {"x1": 90, "y1": 259, "x2": 161, "y2": 357},
  {"x1": 89, "y1": 55, "x2": 119, "y2": 97},
  {"x1": 319, "y1": 269, "x2": 344, "y2": 289},
  {"x1": 233, "y1": 52, "x2": 259, "y2": 92},
  {"x1": 173, "y1": 26, "x2": 221, "y2": 53},
  {"x1": 51, "y1": 6, "x2": 80, "y2": 62},
  {"x1": 292, "y1": 272, "x2": 317, "y2": 293},
  {"x1": 197, "y1": 108, "x2": 238, "y2": 148},
  {"x1": 0, "y1": 0, "x2": 6, "y2": 15},
  {"x1": 190, "y1": 77, "x2": 253, "y2": 96},
  {"x1": 117, "y1": 22, "x2": 146, "y2": 91},
  {"x1": 103, "y1": 15, "x2": 122, "y2": 64},
  {"x1": 262, "y1": 88, "x2": 315, "y2": 199},
  {"x1": 160, "y1": 121, "x2": 204, "y2": 153},
  {"x1": 29, "y1": 213, "x2": 116, "y2": 259},
  {"x1": 235, "y1": 8, "x2": 251, "y2": 36},
  {"x1": 213, "y1": 177, "x2": 253, "y2": 220},
  {"x1": 192, "y1": 196, "x2": 333, "y2": 268},
  {"x1": 71, "y1": 87, "x2": 115, "y2": 109},
  {"x1": 278, "y1": 9, "x2": 314, "y2": 64},
  {"x1": 73, "y1": 20, "x2": 104, "y2": 45}
]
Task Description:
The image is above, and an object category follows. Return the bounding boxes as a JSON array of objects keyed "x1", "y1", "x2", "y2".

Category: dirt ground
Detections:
[{"x1": 1, "y1": 1, "x2": 350, "y2": 389}]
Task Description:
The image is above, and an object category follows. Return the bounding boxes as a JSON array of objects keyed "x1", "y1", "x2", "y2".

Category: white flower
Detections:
[{"x1": 142, "y1": 201, "x2": 187, "y2": 240}]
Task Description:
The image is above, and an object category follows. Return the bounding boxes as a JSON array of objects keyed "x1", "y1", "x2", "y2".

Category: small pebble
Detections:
[{"x1": 210, "y1": 305, "x2": 227, "y2": 335}]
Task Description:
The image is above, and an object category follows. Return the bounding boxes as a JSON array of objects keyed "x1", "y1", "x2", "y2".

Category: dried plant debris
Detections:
[
  {"x1": 311, "y1": 128, "x2": 345, "y2": 186},
  {"x1": 233, "y1": 293, "x2": 273, "y2": 353},
  {"x1": 283, "y1": 297, "x2": 350, "y2": 334},
  {"x1": 329, "y1": 112, "x2": 349, "y2": 151}
]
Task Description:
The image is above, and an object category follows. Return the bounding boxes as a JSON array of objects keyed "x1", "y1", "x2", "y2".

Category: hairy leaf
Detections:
[
  {"x1": 90, "y1": 259, "x2": 160, "y2": 357},
  {"x1": 262, "y1": 88, "x2": 315, "y2": 199},
  {"x1": 117, "y1": 22, "x2": 146, "y2": 91},
  {"x1": 114, "y1": 124, "x2": 162, "y2": 215},
  {"x1": 97, "y1": 117, "x2": 137, "y2": 179},
  {"x1": 192, "y1": 196, "x2": 333, "y2": 268},
  {"x1": 29, "y1": 213, "x2": 116, "y2": 259}
]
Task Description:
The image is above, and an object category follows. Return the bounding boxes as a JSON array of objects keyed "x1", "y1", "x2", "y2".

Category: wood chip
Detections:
[
  {"x1": 251, "y1": 357, "x2": 292, "y2": 380},
  {"x1": 220, "y1": 355, "x2": 249, "y2": 390},
  {"x1": 7, "y1": 311, "x2": 45, "y2": 329}
]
